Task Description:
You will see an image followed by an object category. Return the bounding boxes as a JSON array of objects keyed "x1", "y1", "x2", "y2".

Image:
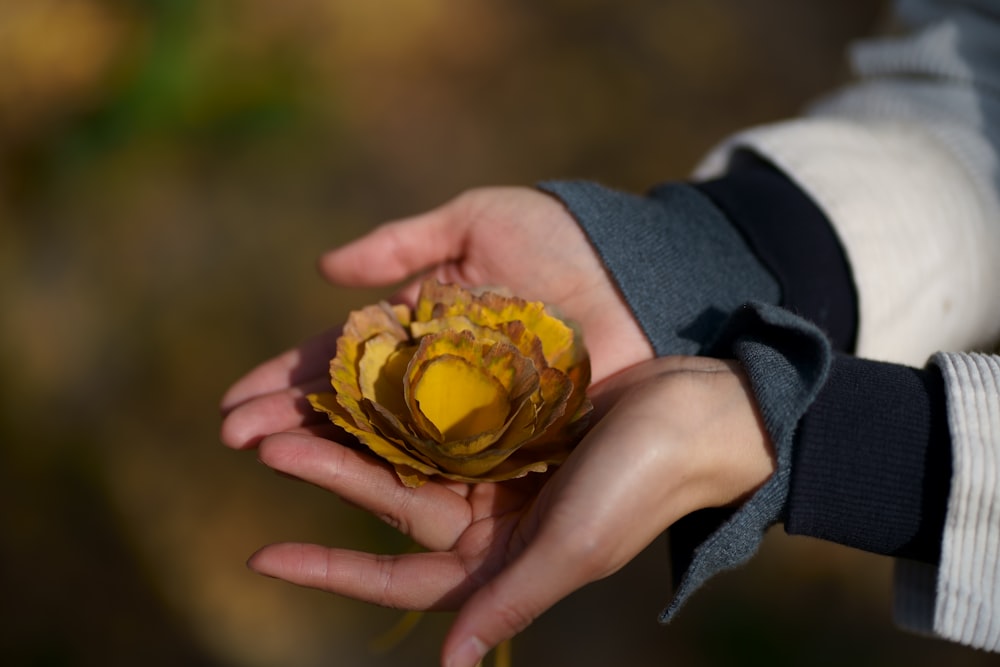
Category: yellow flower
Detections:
[{"x1": 308, "y1": 280, "x2": 592, "y2": 487}]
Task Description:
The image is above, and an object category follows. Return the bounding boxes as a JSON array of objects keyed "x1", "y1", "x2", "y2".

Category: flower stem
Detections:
[{"x1": 368, "y1": 610, "x2": 424, "y2": 654}]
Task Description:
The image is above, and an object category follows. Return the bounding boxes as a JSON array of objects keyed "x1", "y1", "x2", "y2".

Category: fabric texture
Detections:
[
  {"x1": 696, "y1": 149, "x2": 859, "y2": 351},
  {"x1": 694, "y1": 1, "x2": 1000, "y2": 365},
  {"x1": 662, "y1": 302, "x2": 832, "y2": 621},
  {"x1": 691, "y1": 1, "x2": 1000, "y2": 648},
  {"x1": 541, "y1": 0, "x2": 1000, "y2": 650},
  {"x1": 920, "y1": 352, "x2": 1000, "y2": 651},
  {"x1": 785, "y1": 353, "x2": 951, "y2": 564},
  {"x1": 537, "y1": 180, "x2": 780, "y2": 356}
]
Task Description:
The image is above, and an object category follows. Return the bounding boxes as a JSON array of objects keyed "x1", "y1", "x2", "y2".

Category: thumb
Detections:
[
  {"x1": 440, "y1": 528, "x2": 600, "y2": 667},
  {"x1": 319, "y1": 200, "x2": 467, "y2": 288}
]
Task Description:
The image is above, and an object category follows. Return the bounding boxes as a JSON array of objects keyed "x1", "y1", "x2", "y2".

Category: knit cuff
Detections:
[
  {"x1": 695, "y1": 149, "x2": 858, "y2": 352},
  {"x1": 662, "y1": 302, "x2": 832, "y2": 622},
  {"x1": 924, "y1": 352, "x2": 1000, "y2": 651},
  {"x1": 537, "y1": 180, "x2": 780, "y2": 356},
  {"x1": 785, "y1": 354, "x2": 950, "y2": 564}
]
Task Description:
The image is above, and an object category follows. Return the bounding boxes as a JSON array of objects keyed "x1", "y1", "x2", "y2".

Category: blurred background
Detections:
[{"x1": 3, "y1": 1, "x2": 997, "y2": 666}]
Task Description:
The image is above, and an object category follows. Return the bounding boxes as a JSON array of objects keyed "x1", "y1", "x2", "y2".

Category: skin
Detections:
[
  {"x1": 219, "y1": 186, "x2": 652, "y2": 436},
  {"x1": 219, "y1": 188, "x2": 774, "y2": 667}
]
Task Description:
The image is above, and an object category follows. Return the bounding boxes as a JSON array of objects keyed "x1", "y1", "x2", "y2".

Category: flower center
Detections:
[{"x1": 413, "y1": 355, "x2": 510, "y2": 440}]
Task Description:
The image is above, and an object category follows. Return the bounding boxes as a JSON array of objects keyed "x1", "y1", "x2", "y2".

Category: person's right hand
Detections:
[
  {"x1": 220, "y1": 186, "x2": 653, "y2": 450},
  {"x1": 242, "y1": 355, "x2": 774, "y2": 667}
]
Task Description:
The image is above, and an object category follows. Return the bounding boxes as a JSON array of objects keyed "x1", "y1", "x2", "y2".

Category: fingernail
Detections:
[{"x1": 446, "y1": 636, "x2": 487, "y2": 667}]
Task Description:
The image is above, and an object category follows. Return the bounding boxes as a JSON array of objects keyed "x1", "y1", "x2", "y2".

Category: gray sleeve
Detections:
[
  {"x1": 538, "y1": 180, "x2": 780, "y2": 356},
  {"x1": 661, "y1": 303, "x2": 832, "y2": 621}
]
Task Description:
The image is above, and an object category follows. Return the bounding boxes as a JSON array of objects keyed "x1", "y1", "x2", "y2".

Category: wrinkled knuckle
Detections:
[
  {"x1": 491, "y1": 596, "x2": 538, "y2": 636},
  {"x1": 377, "y1": 489, "x2": 412, "y2": 536},
  {"x1": 373, "y1": 555, "x2": 399, "y2": 608}
]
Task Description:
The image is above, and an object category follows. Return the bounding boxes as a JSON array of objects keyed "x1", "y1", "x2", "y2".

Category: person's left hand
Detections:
[
  {"x1": 245, "y1": 356, "x2": 774, "y2": 667},
  {"x1": 218, "y1": 186, "x2": 654, "y2": 452}
]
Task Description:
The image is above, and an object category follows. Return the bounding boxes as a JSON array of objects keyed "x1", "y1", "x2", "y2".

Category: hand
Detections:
[
  {"x1": 245, "y1": 356, "x2": 774, "y2": 667},
  {"x1": 219, "y1": 187, "x2": 653, "y2": 449}
]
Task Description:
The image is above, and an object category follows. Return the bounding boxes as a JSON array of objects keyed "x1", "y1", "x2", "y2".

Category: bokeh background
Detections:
[{"x1": 3, "y1": 1, "x2": 998, "y2": 666}]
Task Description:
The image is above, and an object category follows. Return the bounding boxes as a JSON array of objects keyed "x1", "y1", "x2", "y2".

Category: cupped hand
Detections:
[
  {"x1": 219, "y1": 187, "x2": 652, "y2": 450},
  {"x1": 245, "y1": 356, "x2": 774, "y2": 667}
]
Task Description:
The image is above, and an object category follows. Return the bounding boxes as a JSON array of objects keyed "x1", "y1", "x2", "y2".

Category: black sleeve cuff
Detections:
[
  {"x1": 695, "y1": 149, "x2": 859, "y2": 353},
  {"x1": 785, "y1": 353, "x2": 952, "y2": 564}
]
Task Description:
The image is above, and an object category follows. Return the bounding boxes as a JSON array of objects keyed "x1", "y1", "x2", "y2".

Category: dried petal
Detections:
[
  {"x1": 309, "y1": 391, "x2": 437, "y2": 479},
  {"x1": 330, "y1": 303, "x2": 410, "y2": 425},
  {"x1": 358, "y1": 332, "x2": 414, "y2": 419},
  {"x1": 413, "y1": 355, "x2": 510, "y2": 440},
  {"x1": 309, "y1": 280, "x2": 592, "y2": 487}
]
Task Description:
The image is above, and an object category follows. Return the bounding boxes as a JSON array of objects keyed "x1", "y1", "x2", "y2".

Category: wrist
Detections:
[
  {"x1": 697, "y1": 362, "x2": 777, "y2": 510},
  {"x1": 632, "y1": 358, "x2": 777, "y2": 513}
]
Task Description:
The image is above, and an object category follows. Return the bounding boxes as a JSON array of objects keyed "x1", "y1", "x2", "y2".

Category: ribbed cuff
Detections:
[
  {"x1": 695, "y1": 149, "x2": 858, "y2": 352},
  {"x1": 785, "y1": 354, "x2": 950, "y2": 564},
  {"x1": 927, "y1": 352, "x2": 1000, "y2": 651}
]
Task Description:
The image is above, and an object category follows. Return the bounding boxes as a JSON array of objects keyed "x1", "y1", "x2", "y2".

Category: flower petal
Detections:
[
  {"x1": 412, "y1": 355, "x2": 510, "y2": 440},
  {"x1": 532, "y1": 368, "x2": 592, "y2": 445},
  {"x1": 306, "y1": 391, "x2": 354, "y2": 432},
  {"x1": 330, "y1": 302, "x2": 410, "y2": 426},
  {"x1": 410, "y1": 317, "x2": 551, "y2": 376},
  {"x1": 311, "y1": 281, "x2": 593, "y2": 486},
  {"x1": 309, "y1": 390, "x2": 438, "y2": 477},
  {"x1": 465, "y1": 293, "x2": 576, "y2": 371},
  {"x1": 362, "y1": 398, "x2": 440, "y2": 467},
  {"x1": 413, "y1": 280, "x2": 580, "y2": 372},
  {"x1": 413, "y1": 281, "x2": 470, "y2": 322},
  {"x1": 429, "y1": 451, "x2": 559, "y2": 484},
  {"x1": 358, "y1": 332, "x2": 415, "y2": 419},
  {"x1": 404, "y1": 330, "x2": 539, "y2": 435}
]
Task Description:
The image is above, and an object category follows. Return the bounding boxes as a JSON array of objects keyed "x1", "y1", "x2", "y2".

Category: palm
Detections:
[
  {"x1": 242, "y1": 357, "x2": 773, "y2": 666},
  {"x1": 247, "y1": 434, "x2": 547, "y2": 612},
  {"x1": 319, "y1": 186, "x2": 653, "y2": 385},
  {"x1": 220, "y1": 186, "x2": 652, "y2": 449},
  {"x1": 245, "y1": 359, "x2": 724, "y2": 614}
]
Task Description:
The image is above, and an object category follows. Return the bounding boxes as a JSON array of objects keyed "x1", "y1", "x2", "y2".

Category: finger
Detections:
[
  {"x1": 248, "y1": 543, "x2": 475, "y2": 611},
  {"x1": 440, "y1": 410, "x2": 684, "y2": 667},
  {"x1": 257, "y1": 432, "x2": 472, "y2": 551},
  {"x1": 318, "y1": 202, "x2": 466, "y2": 287},
  {"x1": 219, "y1": 377, "x2": 332, "y2": 449},
  {"x1": 440, "y1": 523, "x2": 597, "y2": 667},
  {"x1": 219, "y1": 327, "x2": 341, "y2": 415}
]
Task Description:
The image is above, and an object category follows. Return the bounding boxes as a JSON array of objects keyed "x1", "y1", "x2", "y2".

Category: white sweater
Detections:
[{"x1": 698, "y1": 0, "x2": 1000, "y2": 651}]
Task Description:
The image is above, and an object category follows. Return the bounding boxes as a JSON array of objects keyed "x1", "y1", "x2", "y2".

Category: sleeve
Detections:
[
  {"x1": 537, "y1": 175, "x2": 778, "y2": 357},
  {"x1": 665, "y1": 308, "x2": 1000, "y2": 655},
  {"x1": 895, "y1": 352, "x2": 1000, "y2": 652},
  {"x1": 784, "y1": 354, "x2": 951, "y2": 565},
  {"x1": 661, "y1": 302, "x2": 834, "y2": 621},
  {"x1": 538, "y1": 147, "x2": 858, "y2": 356},
  {"x1": 624, "y1": 0, "x2": 1000, "y2": 650},
  {"x1": 694, "y1": 0, "x2": 1000, "y2": 366}
]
